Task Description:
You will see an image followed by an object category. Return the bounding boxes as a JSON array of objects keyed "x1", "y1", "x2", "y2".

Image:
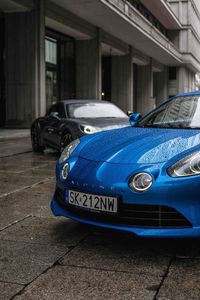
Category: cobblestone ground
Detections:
[{"x1": 1, "y1": 138, "x2": 200, "y2": 300}]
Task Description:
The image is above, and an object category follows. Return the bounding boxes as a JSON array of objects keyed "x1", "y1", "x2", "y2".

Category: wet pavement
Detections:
[{"x1": 1, "y1": 138, "x2": 200, "y2": 299}]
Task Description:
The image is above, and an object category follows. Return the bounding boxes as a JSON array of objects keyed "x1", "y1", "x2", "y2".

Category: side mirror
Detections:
[
  {"x1": 49, "y1": 112, "x2": 60, "y2": 120},
  {"x1": 129, "y1": 113, "x2": 142, "y2": 126},
  {"x1": 127, "y1": 111, "x2": 133, "y2": 116}
]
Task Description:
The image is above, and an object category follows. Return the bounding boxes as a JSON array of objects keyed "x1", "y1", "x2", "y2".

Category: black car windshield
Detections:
[
  {"x1": 67, "y1": 102, "x2": 127, "y2": 118},
  {"x1": 136, "y1": 96, "x2": 200, "y2": 129}
]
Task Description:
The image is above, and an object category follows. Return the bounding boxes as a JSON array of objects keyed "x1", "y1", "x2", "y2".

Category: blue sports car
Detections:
[{"x1": 51, "y1": 91, "x2": 200, "y2": 238}]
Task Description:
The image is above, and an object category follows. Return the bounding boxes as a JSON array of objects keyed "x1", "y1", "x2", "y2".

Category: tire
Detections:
[
  {"x1": 31, "y1": 125, "x2": 45, "y2": 153},
  {"x1": 60, "y1": 131, "x2": 73, "y2": 153}
]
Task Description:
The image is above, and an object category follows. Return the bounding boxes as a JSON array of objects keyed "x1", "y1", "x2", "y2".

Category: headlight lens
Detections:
[
  {"x1": 168, "y1": 151, "x2": 200, "y2": 177},
  {"x1": 59, "y1": 139, "x2": 80, "y2": 163},
  {"x1": 129, "y1": 173, "x2": 153, "y2": 192},
  {"x1": 81, "y1": 125, "x2": 97, "y2": 134}
]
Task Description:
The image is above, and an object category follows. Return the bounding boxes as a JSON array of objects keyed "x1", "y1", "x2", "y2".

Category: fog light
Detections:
[
  {"x1": 129, "y1": 173, "x2": 152, "y2": 192},
  {"x1": 61, "y1": 163, "x2": 69, "y2": 180}
]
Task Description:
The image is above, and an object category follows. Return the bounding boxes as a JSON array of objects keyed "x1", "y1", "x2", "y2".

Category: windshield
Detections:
[
  {"x1": 67, "y1": 102, "x2": 127, "y2": 119},
  {"x1": 136, "y1": 96, "x2": 200, "y2": 129}
]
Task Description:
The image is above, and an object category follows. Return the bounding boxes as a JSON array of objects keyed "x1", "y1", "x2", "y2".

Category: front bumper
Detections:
[
  {"x1": 51, "y1": 157, "x2": 200, "y2": 238},
  {"x1": 51, "y1": 196, "x2": 200, "y2": 238}
]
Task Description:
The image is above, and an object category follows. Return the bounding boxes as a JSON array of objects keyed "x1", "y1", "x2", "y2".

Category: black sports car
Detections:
[{"x1": 31, "y1": 100, "x2": 129, "y2": 153}]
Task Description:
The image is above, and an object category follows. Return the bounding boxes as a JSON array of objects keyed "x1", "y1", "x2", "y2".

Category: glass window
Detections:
[
  {"x1": 46, "y1": 69, "x2": 58, "y2": 110},
  {"x1": 137, "y1": 96, "x2": 200, "y2": 129},
  {"x1": 67, "y1": 102, "x2": 127, "y2": 119},
  {"x1": 45, "y1": 30, "x2": 76, "y2": 112},
  {"x1": 45, "y1": 38, "x2": 57, "y2": 65}
]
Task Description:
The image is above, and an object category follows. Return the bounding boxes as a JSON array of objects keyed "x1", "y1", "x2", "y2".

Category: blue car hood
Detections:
[{"x1": 79, "y1": 127, "x2": 200, "y2": 164}]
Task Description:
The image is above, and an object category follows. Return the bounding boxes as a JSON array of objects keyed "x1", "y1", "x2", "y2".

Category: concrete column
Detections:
[
  {"x1": 111, "y1": 48, "x2": 133, "y2": 112},
  {"x1": 76, "y1": 31, "x2": 101, "y2": 100},
  {"x1": 153, "y1": 67, "x2": 168, "y2": 106},
  {"x1": 178, "y1": 66, "x2": 195, "y2": 93},
  {"x1": 190, "y1": 72, "x2": 195, "y2": 91},
  {"x1": 178, "y1": 67, "x2": 188, "y2": 93},
  {"x1": 136, "y1": 64, "x2": 155, "y2": 114},
  {"x1": 5, "y1": 0, "x2": 45, "y2": 128},
  {"x1": 35, "y1": 0, "x2": 46, "y2": 118}
]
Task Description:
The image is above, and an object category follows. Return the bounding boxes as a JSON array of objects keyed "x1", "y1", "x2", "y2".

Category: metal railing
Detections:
[{"x1": 125, "y1": 0, "x2": 168, "y2": 38}]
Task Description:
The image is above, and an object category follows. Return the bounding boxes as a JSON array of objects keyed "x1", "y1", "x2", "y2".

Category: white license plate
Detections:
[{"x1": 68, "y1": 190, "x2": 118, "y2": 214}]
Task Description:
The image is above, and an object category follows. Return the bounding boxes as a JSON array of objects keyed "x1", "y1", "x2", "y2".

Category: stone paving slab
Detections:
[
  {"x1": 0, "y1": 239, "x2": 69, "y2": 285},
  {"x1": 0, "y1": 151, "x2": 57, "y2": 163},
  {"x1": 0, "y1": 138, "x2": 32, "y2": 158},
  {"x1": 0, "y1": 216, "x2": 90, "y2": 248},
  {"x1": 18, "y1": 164, "x2": 56, "y2": 178},
  {"x1": 0, "y1": 179, "x2": 55, "y2": 230},
  {"x1": 0, "y1": 129, "x2": 30, "y2": 141},
  {"x1": 60, "y1": 233, "x2": 174, "y2": 277},
  {"x1": 13, "y1": 265, "x2": 161, "y2": 300},
  {"x1": 157, "y1": 258, "x2": 200, "y2": 300},
  {"x1": 0, "y1": 152, "x2": 58, "y2": 173},
  {"x1": 0, "y1": 282, "x2": 24, "y2": 300},
  {"x1": 0, "y1": 161, "x2": 56, "y2": 177},
  {"x1": 0, "y1": 162, "x2": 55, "y2": 175},
  {"x1": 0, "y1": 174, "x2": 50, "y2": 195}
]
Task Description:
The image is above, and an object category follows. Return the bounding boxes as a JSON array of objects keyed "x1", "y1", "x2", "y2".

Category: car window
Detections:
[
  {"x1": 137, "y1": 96, "x2": 200, "y2": 129},
  {"x1": 67, "y1": 102, "x2": 127, "y2": 119}
]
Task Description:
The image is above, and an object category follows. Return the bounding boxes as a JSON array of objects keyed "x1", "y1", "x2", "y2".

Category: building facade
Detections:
[{"x1": 0, "y1": 0, "x2": 200, "y2": 128}]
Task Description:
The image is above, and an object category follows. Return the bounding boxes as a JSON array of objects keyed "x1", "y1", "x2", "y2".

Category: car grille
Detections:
[{"x1": 54, "y1": 187, "x2": 192, "y2": 228}]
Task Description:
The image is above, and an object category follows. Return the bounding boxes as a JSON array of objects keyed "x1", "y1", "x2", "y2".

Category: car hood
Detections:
[
  {"x1": 71, "y1": 117, "x2": 130, "y2": 131},
  {"x1": 79, "y1": 127, "x2": 200, "y2": 164}
]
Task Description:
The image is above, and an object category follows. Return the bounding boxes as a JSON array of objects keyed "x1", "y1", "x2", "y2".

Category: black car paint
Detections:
[{"x1": 31, "y1": 100, "x2": 129, "y2": 152}]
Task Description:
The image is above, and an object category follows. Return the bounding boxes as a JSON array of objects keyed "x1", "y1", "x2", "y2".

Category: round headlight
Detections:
[
  {"x1": 61, "y1": 163, "x2": 69, "y2": 180},
  {"x1": 129, "y1": 173, "x2": 153, "y2": 192}
]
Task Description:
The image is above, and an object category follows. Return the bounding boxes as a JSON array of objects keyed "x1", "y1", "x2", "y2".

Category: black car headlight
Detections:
[
  {"x1": 168, "y1": 151, "x2": 200, "y2": 177},
  {"x1": 59, "y1": 139, "x2": 80, "y2": 163},
  {"x1": 80, "y1": 125, "x2": 97, "y2": 134}
]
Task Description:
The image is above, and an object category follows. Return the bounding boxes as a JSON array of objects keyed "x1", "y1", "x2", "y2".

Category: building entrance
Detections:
[
  {"x1": 45, "y1": 29, "x2": 75, "y2": 111},
  {"x1": 102, "y1": 56, "x2": 111, "y2": 101}
]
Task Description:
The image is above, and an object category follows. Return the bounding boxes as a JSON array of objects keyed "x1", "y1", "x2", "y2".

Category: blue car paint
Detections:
[
  {"x1": 129, "y1": 113, "x2": 142, "y2": 126},
  {"x1": 51, "y1": 92, "x2": 200, "y2": 238},
  {"x1": 78, "y1": 127, "x2": 200, "y2": 164}
]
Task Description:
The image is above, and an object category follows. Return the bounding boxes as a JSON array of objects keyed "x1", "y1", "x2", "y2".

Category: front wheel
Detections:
[
  {"x1": 31, "y1": 126, "x2": 45, "y2": 153},
  {"x1": 60, "y1": 132, "x2": 73, "y2": 153}
]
